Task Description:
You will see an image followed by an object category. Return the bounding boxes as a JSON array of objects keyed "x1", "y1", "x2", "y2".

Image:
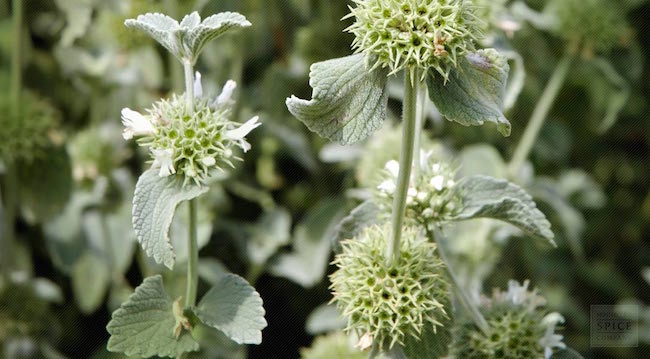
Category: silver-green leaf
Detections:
[
  {"x1": 286, "y1": 54, "x2": 389, "y2": 145},
  {"x1": 192, "y1": 274, "x2": 267, "y2": 345},
  {"x1": 124, "y1": 13, "x2": 181, "y2": 59},
  {"x1": 107, "y1": 275, "x2": 199, "y2": 358},
  {"x1": 428, "y1": 49, "x2": 511, "y2": 136},
  {"x1": 332, "y1": 200, "x2": 380, "y2": 250},
  {"x1": 451, "y1": 175, "x2": 555, "y2": 245},
  {"x1": 183, "y1": 12, "x2": 251, "y2": 63},
  {"x1": 132, "y1": 169, "x2": 208, "y2": 269}
]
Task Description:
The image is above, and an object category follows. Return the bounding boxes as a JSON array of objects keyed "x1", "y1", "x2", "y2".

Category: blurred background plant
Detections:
[{"x1": 0, "y1": 0, "x2": 648, "y2": 358}]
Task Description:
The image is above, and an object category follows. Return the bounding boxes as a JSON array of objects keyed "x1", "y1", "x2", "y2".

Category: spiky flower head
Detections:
[
  {"x1": 300, "y1": 332, "x2": 365, "y2": 359},
  {"x1": 121, "y1": 73, "x2": 260, "y2": 186},
  {"x1": 453, "y1": 280, "x2": 566, "y2": 359},
  {"x1": 0, "y1": 93, "x2": 60, "y2": 164},
  {"x1": 345, "y1": 0, "x2": 481, "y2": 79},
  {"x1": 375, "y1": 151, "x2": 462, "y2": 229},
  {"x1": 550, "y1": 0, "x2": 629, "y2": 54},
  {"x1": 471, "y1": 0, "x2": 520, "y2": 37},
  {"x1": 330, "y1": 224, "x2": 450, "y2": 351}
]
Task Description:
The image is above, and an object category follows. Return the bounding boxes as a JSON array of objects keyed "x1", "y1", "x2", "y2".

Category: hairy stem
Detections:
[
  {"x1": 412, "y1": 84, "x2": 428, "y2": 178},
  {"x1": 11, "y1": 0, "x2": 22, "y2": 105},
  {"x1": 183, "y1": 60, "x2": 194, "y2": 112},
  {"x1": 508, "y1": 54, "x2": 572, "y2": 176},
  {"x1": 431, "y1": 228, "x2": 489, "y2": 335},
  {"x1": 387, "y1": 70, "x2": 420, "y2": 263},
  {"x1": 186, "y1": 198, "x2": 199, "y2": 306}
]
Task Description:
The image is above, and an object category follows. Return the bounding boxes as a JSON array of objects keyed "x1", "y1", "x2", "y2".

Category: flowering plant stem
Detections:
[
  {"x1": 387, "y1": 69, "x2": 421, "y2": 263},
  {"x1": 10, "y1": 0, "x2": 22, "y2": 105},
  {"x1": 508, "y1": 54, "x2": 572, "y2": 176},
  {"x1": 412, "y1": 83, "x2": 428, "y2": 179},
  {"x1": 430, "y1": 227, "x2": 489, "y2": 335}
]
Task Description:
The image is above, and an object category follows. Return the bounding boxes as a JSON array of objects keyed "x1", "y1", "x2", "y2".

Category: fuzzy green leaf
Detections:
[
  {"x1": 192, "y1": 274, "x2": 267, "y2": 345},
  {"x1": 106, "y1": 275, "x2": 198, "y2": 357},
  {"x1": 72, "y1": 252, "x2": 110, "y2": 314},
  {"x1": 451, "y1": 175, "x2": 555, "y2": 245},
  {"x1": 124, "y1": 13, "x2": 181, "y2": 58},
  {"x1": 286, "y1": 54, "x2": 389, "y2": 145},
  {"x1": 333, "y1": 200, "x2": 380, "y2": 249},
  {"x1": 183, "y1": 12, "x2": 251, "y2": 62},
  {"x1": 552, "y1": 348, "x2": 585, "y2": 358},
  {"x1": 428, "y1": 49, "x2": 511, "y2": 136},
  {"x1": 132, "y1": 169, "x2": 208, "y2": 269}
]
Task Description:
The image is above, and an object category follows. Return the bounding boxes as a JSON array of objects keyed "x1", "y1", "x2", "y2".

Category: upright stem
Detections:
[
  {"x1": 10, "y1": 0, "x2": 22, "y2": 105},
  {"x1": 431, "y1": 228, "x2": 489, "y2": 335},
  {"x1": 1, "y1": 166, "x2": 17, "y2": 277},
  {"x1": 182, "y1": 59, "x2": 198, "y2": 307},
  {"x1": 186, "y1": 198, "x2": 199, "y2": 306},
  {"x1": 412, "y1": 85, "x2": 428, "y2": 178},
  {"x1": 387, "y1": 70, "x2": 420, "y2": 263},
  {"x1": 183, "y1": 60, "x2": 194, "y2": 112},
  {"x1": 508, "y1": 54, "x2": 572, "y2": 176}
]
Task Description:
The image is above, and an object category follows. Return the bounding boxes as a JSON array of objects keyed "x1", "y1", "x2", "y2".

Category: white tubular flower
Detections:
[
  {"x1": 225, "y1": 116, "x2": 261, "y2": 153},
  {"x1": 430, "y1": 175, "x2": 445, "y2": 191},
  {"x1": 194, "y1": 71, "x2": 203, "y2": 98},
  {"x1": 152, "y1": 148, "x2": 176, "y2": 177},
  {"x1": 378, "y1": 180, "x2": 396, "y2": 194},
  {"x1": 385, "y1": 160, "x2": 400, "y2": 177},
  {"x1": 356, "y1": 332, "x2": 373, "y2": 351},
  {"x1": 121, "y1": 108, "x2": 155, "y2": 140},
  {"x1": 200, "y1": 157, "x2": 216, "y2": 166},
  {"x1": 506, "y1": 279, "x2": 530, "y2": 305},
  {"x1": 540, "y1": 313, "x2": 566, "y2": 359},
  {"x1": 217, "y1": 80, "x2": 237, "y2": 105}
]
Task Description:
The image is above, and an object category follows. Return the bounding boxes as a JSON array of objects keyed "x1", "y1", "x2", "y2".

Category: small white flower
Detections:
[
  {"x1": 121, "y1": 108, "x2": 155, "y2": 140},
  {"x1": 447, "y1": 179, "x2": 455, "y2": 188},
  {"x1": 430, "y1": 175, "x2": 445, "y2": 191},
  {"x1": 505, "y1": 279, "x2": 530, "y2": 305},
  {"x1": 217, "y1": 80, "x2": 237, "y2": 105},
  {"x1": 356, "y1": 332, "x2": 373, "y2": 351},
  {"x1": 419, "y1": 150, "x2": 433, "y2": 170},
  {"x1": 385, "y1": 160, "x2": 400, "y2": 177},
  {"x1": 151, "y1": 148, "x2": 175, "y2": 177},
  {"x1": 422, "y1": 208, "x2": 434, "y2": 218},
  {"x1": 432, "y1": 163, "x2": 441, "y2": 172},
  {"x1": 416, "y1": 191, "x2": 428, "y2": 202},
  {"x1": 378, "y1": 179, "x2": 396, "y2": 194},
  {"x1": 224, "y1": 148, "x2": 233, "y2": 158},
  {"x1": 540, "y1": 312, "x2": 566, "y2": 359},
  {"x1": 201, "y1": 157, "x2": 216, "y2": 166},
  {"x1": 194, "y1": 71, "x2": 203, "y2": 98},
  {"x1": 407, "y1": 187, "x2": 418, "y2": 197},
  {"x1": 225, "y1": 116, "x2": 261, "y2": 153}
]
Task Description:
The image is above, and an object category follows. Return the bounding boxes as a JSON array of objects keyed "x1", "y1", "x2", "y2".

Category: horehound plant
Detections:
[
  {"x1": 105, "y1": 11, "x2": 266, "y2": 358},
  {"x1": 288, "y1": 0, "x2": 573, "y2": 357}
]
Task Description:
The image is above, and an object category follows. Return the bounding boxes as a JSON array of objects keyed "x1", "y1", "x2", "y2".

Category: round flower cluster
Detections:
[
  {"x1": 345, "y1": 0, "x2": 481, "y2": 78},
  {"x1": 0, "y1": 92, "x2": 60, "y2": 164},
  {"x1": 453, "y1": 280, "x2": 566, "y2": 359},
  {"x1": 330, "y1": 224, "x2": 450, "y2": 351},
  {"x1": 375, "y1": 151, "x2": 461, "y2": 229},
  {"x1": 121, "y1": 73, "x2": 260, "y2": 186},
  {"x1": 471, "y1": 0, "x2": 520, "y2": 38},
  {"x1": 550, "y1": 0, "x2": 628, "y2": 54},
  {"x1": 300, "y1": 332, "x2": 365, "y2": 359}
]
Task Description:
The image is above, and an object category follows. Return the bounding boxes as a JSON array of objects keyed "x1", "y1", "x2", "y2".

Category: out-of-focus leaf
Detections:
[
  {"x1": 132, "y1": 169, "x2": 208, "y2": 269},
  {"x1": 198, "y1": 258, "x2": 229, "y2": 286},
  {"x1": 72, "y1": 252, "x2": 110, "y2": 314},
  {"x1": 169, "y1": 200, "x2": 213, "y2": 264},
  {"x1": 427, "y1": 49, "x2": 511, "y2": 136},
  {"x1": 286, "y1": 54, "x2": 389, "y2": 145},
  {"x1": 502, "y1": 49, "x2": 526, "y2": 110},
  {"x1": 556, "y1": 170, "x2": 606, "y2": 209},
  {"x1": 305, "y1": 303, "x2": 346, "y2": 335},
  {"x1": 451, "y1": 175, "x2": 555, "y2": 245},
  {"x1": 192, "y1": 274, "x2": 267, "y2": 345},
  {"x1": 332, "y1": 200, "x2": 380, "y2": 249},
  {"x1": 54, "y1": 0, "x2": 93, "y2": 46},
  {"x1": 82, "y1": 204, "x2": 136, "y2": 275},
  {"x1": 552, "y1": 348, "x2": 584, "y2": 358},
  {"x1": 18, "y1": 146, "x2": 72, "y2": 223},
  {"x1": 246, "y1": 208, "x2": 291, "y2": 266},
  {"x1": 107, "y1": 276, "x2": 199, "y2": 357},
  {"x1": 458, "y1": 144, "x2": 507, "y2": 178},
  {"x1": 270, "y1": 198, "x2": 345, "y2": 287}
]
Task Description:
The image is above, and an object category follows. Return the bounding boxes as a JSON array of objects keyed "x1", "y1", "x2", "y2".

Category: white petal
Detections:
[
  {"x1": 226, "y1": 116, "x2": 261, "y2": 140},
  {"x1": 121, "y1": 108, "x2": 154, "y2": 139},
  {"x1": 217, "y1": 80, "x2": 237, "y2": 105},
  {"x1": 201, "y1": 157, "x2": 216, "y2": 166},
  {"x1": 194, "y1": 71, "x2": 203, "y2": 98},
  {"x1": 430, "y1": 175, "x2": 445, "y2": 191},
  {"x1": 377, "y1": 180, "x2": 396, "y2": 194},
  {"x1": 151, "y1": 148, "x2": 175, "y2": 177},
  {"x1": 385, "y1": 160, "x2": 400, "y2": 177}
]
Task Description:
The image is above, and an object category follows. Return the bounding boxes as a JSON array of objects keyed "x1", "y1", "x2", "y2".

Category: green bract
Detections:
[
  {"x1": 122, "y1": 77, "x2": 260, "y2": 186},
  {"x1": 0, "y1": 92, "x2": 59, "y2": 163},
  {"x1": 453, "y1": 280, "x2": 566, "y2": 359},
  {"x1": 330, "y1": 224, "x2": 450, "y2": 351},
  {"x1": 550, "y1": 0, "x2": 627, "y2": 53},
  {"x1": 346, "y1": 0, "x2": 481, "y2": 79}
]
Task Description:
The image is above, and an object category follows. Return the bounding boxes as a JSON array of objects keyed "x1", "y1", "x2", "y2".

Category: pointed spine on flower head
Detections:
[{"x1": 121, "y1": 108, "x2": 155, "y2": 140}]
